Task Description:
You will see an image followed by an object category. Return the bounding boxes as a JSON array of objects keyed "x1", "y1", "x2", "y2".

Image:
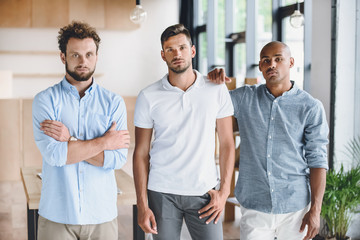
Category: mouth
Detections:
[
  {"x1": 172, "y1": 59, "x2": 184, "y2": 65},
  {"x1": 266, "y1": 70, "x2": 277, "y2": 76},
  {"x1": 76, "y1": 67, "x2": 89, "y2": 73}
]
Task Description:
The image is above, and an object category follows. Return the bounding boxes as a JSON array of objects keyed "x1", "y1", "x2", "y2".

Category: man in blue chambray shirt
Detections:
[
  {"x1": 208, "y1": 41, "x2": 329, "y2": 240},
  {"x1": 32, "y1": 21, "x2": 130, "y2": 240}
]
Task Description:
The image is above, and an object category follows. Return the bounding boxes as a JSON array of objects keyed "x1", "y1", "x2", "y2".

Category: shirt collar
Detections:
[
  {"x1": 264, "y1": 80, "x2": 298, "y2": 98},
  {"x1": 161, "y1": 70, "x2": 205, "y2": 91},
  {"x1": 282, "y1": 81, "x2": 298, "y2": 96},
  {"x1": 61, "y1": 77, "x2": 97, "y2": 97}
]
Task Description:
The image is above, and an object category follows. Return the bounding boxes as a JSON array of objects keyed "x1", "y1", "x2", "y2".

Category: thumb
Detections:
[
  {"x1": 299, "y1": 218, "x2": 306, "y2": 232},
  {"x1": 225, "y1": 76, "x2": 232, "y2": 83},
  {"x1": 150, "y1": 214, "x2": 158, "y2": 232}
]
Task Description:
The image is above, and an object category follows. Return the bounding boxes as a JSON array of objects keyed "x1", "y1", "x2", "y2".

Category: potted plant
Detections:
[{"x1": 321, "y1": 137, "x2": 360, "y2": 240}]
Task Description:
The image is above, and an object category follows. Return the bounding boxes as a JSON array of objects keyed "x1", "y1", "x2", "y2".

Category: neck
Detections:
[
  {"x1": 168, "y1": 68, "x2": 196, "y2": 91},
  {"x1": 65, "y1": 74, "x2": 93, "y2": 98},
  {"x1": 266, "y1": 80, "x2": 292, "y2": 98}
]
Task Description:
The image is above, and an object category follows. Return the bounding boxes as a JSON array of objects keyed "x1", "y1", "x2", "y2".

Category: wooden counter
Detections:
[{"x1": 21, "y1": 167, "x2": 144, "y2": 240}]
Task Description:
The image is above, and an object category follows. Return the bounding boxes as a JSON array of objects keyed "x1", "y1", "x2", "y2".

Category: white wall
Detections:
[
  {"x1": 334, "y1": 0, "x2": 357, "y2": 170},
  {"x1": 311, "y1": 0, "x2": 332, "y2": 124},
  {"x1": 312, "y1": 1, "x2": 360, "y2": 238},
  {"x1": 0, "y1": 0, "x2": 179, "y2": 98}
]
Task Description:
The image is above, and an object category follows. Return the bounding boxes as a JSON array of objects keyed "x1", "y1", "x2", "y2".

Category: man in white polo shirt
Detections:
[{"x1": 133, "y1": 24, "x2": 235, "y2": 240}]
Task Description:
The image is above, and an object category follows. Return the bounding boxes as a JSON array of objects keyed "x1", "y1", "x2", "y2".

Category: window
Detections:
[
  {"x1": 190, "y1": 0, "x2": 310, "y2": 89},
  {"x1": 274, "y1": 0, "x2": 309, "y2": 90}
]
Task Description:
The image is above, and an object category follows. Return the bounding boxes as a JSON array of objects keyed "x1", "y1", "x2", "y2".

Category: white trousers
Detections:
[{"x1": 239, "y1": 204, "x2": 310, "y2": 240}]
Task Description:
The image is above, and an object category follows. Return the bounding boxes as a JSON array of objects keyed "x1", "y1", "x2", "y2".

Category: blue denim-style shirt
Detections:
[
  {"x1": 230, "y1": 82, "x2": 328, "y2": 214},
  {"x1": 32, "y1": 78, "x2": 127, "y2": 224}
]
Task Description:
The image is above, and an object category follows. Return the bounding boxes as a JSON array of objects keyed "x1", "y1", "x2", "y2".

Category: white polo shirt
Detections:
[{"x1": 134, "y1": 70, "x2": 234, "y2": 195}]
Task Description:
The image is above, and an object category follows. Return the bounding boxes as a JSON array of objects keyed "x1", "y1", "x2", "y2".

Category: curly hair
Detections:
[{"x1": 57, "y1": 21, "x2": 101, "y2": 54}]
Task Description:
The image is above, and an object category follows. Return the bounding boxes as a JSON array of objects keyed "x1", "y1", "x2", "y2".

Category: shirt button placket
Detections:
[
  {"x1": 78, "y1": 98, "x2": 85, "y2": 212},
  {"x1": 267, "y1": 98, "x2": 278, "y2": 208}
]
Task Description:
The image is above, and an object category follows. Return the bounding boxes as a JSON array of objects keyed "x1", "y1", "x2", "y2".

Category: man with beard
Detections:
[
  {"x1": 207, "y1": 41, "x2": 329, "y2": 240},
  {"x1": 32, "y1": 21, "x2": 130, "y2": 240},
  {"x1": 133, "y1": 24, "x2": 235, "y2": 240}
]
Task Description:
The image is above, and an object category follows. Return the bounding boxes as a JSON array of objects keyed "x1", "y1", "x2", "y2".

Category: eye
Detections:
[
  {"x1": 72, "y1": 53, "x2": 79, "y2": 58},
  {"x1": 275, "y1": 57, "x2": 283, "y2": 62},
  {"x1": 166, "y1": 48, "x2": 172, "y2": 53},
  {"x1": 86, "y1": 52, "x2": 93, "y2": 58}
]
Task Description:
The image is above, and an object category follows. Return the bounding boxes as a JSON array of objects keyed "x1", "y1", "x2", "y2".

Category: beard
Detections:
[
  {"x1": 65, "y1": 62, "x2": 95, "y2": 82},
  {"x1": 167, "y1": 59, "x2": 191, "y2": 74}
]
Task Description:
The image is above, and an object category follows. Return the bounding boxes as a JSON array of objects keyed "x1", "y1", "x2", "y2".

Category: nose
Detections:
[
  {"x1": 173, "y1": 48, "x2": 181, "y2": 57},
  {"x1": 77, "y1": 55, "x2": 87, "y2": 66},
  {"x1": 269, "y1": 59, "x2": 276, "y2": 69}
]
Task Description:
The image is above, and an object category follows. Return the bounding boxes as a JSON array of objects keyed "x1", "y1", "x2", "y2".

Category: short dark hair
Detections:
[
  {"x1": 160, "y1": 24, "x2": 192, "y2": 48},
  {"x1": 57, "y1": 21, "x2": 101, "y2": 54}
]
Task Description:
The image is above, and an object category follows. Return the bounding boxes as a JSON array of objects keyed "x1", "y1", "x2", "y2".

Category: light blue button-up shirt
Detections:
[
  {"x1": 32, "y1": 78, "x2": 127, "y2": 224},
  {"x1": 230, "y1": 82, "x2": 328, "y2": 214}
]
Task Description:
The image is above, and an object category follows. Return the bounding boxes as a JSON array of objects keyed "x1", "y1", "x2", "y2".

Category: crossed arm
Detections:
[{"x1": 40, "y1": 120, "x2": 130, "y2": 166}]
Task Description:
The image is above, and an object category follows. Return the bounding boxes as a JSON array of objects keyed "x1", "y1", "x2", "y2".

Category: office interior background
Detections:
[{"x1": 0, "y1": 0, "x2": 359, "y2": 239}]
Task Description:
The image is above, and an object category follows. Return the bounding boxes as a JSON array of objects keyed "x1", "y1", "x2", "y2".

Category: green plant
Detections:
[
  {"x1": 343, "y1": 136, "x2": 360, "y2": 167},
  {"x1": 321, "y1": 165, "x2": 360, "y2": 239}
]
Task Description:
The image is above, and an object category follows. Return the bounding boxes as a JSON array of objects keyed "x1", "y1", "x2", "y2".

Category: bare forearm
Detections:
[
  {"x1": 133, "y1": 151, "x2": 150, "y2": 208},
  {"x1": 85, "y1": 152, "x2": 105, "y2": 167},
  {"x1": 67, "y1": 137, "x2": 106, "y2": 165},
  {"x1": 217, "y1": 116, "x2": 235, "y2": 195},
  {"x1": 219, "y1": 143, "x2": 235, "y2": 195},
  {"x1": 309, "y1": 168, "x2": 327, "y2": 213}
]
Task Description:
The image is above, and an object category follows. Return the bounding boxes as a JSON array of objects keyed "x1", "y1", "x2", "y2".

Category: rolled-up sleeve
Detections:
[
  {"x1": 304, "y1": 100, "x2": 329, "y2": 170},
  {"x1": 32, "y1": 92, "x2": 68, "y2": 167},
  {"x1": 103, "y1": 96, "x2": 128, "y2": 170}
]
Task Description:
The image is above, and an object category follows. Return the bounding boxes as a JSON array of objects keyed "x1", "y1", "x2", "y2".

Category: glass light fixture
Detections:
[
  {"x1": 289, "y1": 1, "x2": 304, "y2": 28},
  {"x1": 130, "y1": 0, "x2": 147, "y2": 24}
]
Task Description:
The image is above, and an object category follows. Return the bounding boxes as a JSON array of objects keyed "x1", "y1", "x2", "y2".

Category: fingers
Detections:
[
  {"x1": 225, "y1": 76, "x2": 232, "y2": 82},
  {"x1": 40, "y1": 121, "x2": 61, "y2": 132},
  {"x1": 198, "y1": 202, "x2": 213, "y2": 217},
  {"x1": 299, "y1": 218, "x2": 306, "y2": 232},
  {"x1": 207, "y1": 68, "x2": 229, "y2": 84},
  {"x1": 198, "y1": 190, "x2": 224, "y2": 224},
  {"x1": 300, "y1": 215, "x2": 319, "y2": 240},
  {"x1": 303, "y1": 227, "x2": 315, "y2": 240},
  {"x1": 138, "y1": 210, "x2": 158, "y2": 234},
  {"x1": 149, "y1": 214, "x2": 158, "y2": 234}
]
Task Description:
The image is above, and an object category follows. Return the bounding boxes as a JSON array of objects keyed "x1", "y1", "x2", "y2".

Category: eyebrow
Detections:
[{"x1": 260, "y1": 53, "x2": 283, "y2": 59}]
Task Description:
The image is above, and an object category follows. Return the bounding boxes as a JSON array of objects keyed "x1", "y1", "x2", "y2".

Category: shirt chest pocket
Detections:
[{"x1": 87, "y1": 113, "x2": 111, "y2": 138}]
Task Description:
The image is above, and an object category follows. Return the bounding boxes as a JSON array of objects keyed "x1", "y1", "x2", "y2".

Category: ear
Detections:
[
  {"x1": 289, "y1": 57, "x2": 294, "y2": 68},
  {"x1": 191, "y1": 45, "x2": 196, "y2": 58},
  {"x1": 258, "y1": 61, "x2": 262, "y2": 72},
  {"x1": 60, "y1": 52, "x2": 66, "y2": 64},
  {"x1": 161, "y1": 50, "x2": 166, "y2": 62}
]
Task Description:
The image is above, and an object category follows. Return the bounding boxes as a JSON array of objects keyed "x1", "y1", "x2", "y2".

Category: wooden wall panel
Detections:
[
  {"x1": 104, "y1": 0, "x2": 138, "y2": 30},
  {"x1": 69, "y1": 0, "x2": 105, "y2": 29},
  {"x1": 22, "y1": 99, "x2": 42, "y2": 167},
  {"x1": 123, "y1": 96, "x2": 136, "y2": 148},
  {"x1": 0, "y1": 0, "x2": 31, "y2": 27},
  {"x1": 0, "y1": 100, "x2": 21, "y2": 181},
  {"x1": 0, "y1": 0, "x2": 138, "y2": 30},
  {"x1": 32, "y1": 0, "x2": 69, "y2": 28}
]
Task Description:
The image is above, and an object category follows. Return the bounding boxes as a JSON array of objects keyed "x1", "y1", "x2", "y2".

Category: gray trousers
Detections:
[{"x1": 148, "y1": 190, "x2": 223, "y2": 240}]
